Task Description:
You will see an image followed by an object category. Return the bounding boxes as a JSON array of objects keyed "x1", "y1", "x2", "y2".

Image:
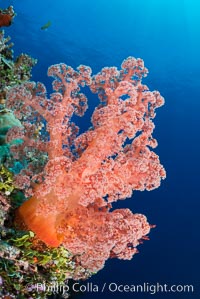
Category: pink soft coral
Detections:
[{"x1": 7, "y1": 57, "x2": 166, "y2": 272}]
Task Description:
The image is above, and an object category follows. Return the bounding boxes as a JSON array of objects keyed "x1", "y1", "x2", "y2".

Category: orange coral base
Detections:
[{"x1": 16, "y1": 196, "x2": 63, "y2": 247}]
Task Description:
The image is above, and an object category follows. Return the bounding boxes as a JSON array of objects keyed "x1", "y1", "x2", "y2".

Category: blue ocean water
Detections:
[{"x1": 2, "y1": 0, "x2": 200, "y2": 298}]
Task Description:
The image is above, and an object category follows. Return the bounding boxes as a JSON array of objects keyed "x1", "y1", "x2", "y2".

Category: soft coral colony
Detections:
[
  {"x1": 0, "y1": 5, "x2": 166, "y2": 289},
  {"x1": 6, "y1": 56, "x2": 166, "y2": 273}
]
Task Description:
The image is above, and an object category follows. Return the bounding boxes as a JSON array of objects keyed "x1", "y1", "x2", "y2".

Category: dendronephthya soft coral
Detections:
[{"x1": 6, "y1": 57, "x2": 166, "y2": 272}]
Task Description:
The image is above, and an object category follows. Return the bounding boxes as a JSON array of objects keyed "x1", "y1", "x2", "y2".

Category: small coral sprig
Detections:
[{"x1": 0, "y1": 164, "x2": 15, "y2": 195}]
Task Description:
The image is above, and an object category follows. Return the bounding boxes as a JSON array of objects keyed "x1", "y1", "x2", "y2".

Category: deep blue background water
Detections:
[{"x1": 1, "y1": 0, "x2": 200, "y2": 298}]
